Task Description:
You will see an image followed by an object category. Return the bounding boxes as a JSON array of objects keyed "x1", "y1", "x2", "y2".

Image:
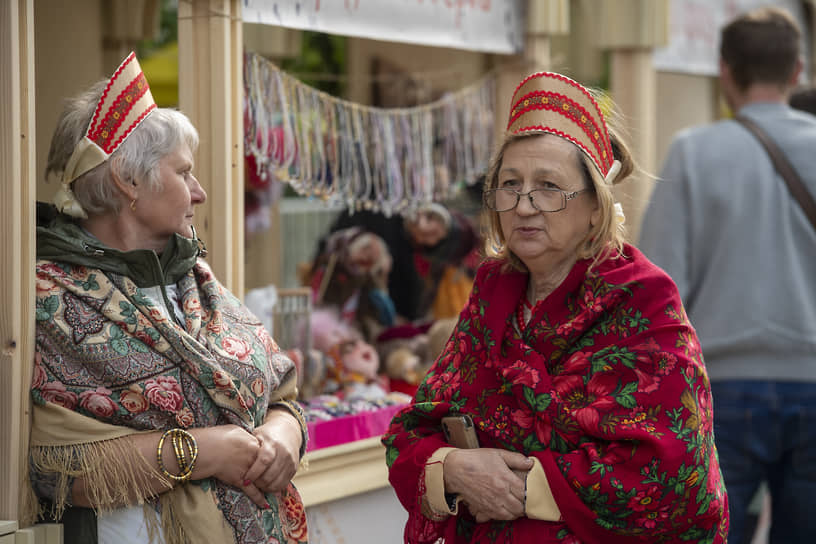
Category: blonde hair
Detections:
[{"x1": 482, "y1": 123, "x2": 634, "y2": 273}]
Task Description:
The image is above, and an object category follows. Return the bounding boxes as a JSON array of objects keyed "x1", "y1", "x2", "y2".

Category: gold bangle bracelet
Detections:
[{"x1": 157, "y1": 428, "x2": 198, "y2": 482}]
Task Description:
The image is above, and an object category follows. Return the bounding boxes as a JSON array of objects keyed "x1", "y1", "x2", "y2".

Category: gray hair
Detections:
[{"x1": 46, "y1": 81, "x2": 199, "y2": 216}]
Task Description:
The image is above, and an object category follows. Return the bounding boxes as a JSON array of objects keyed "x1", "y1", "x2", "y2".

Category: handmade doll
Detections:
[
  {"x1": 308, "y1": 227, "x2": 395, "y2": 343},
  {"x1": 310, "y1": 308, "x2": 388, "y2": 400}
]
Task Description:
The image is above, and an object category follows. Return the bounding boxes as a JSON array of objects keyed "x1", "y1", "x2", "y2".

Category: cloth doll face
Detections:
[
  {"x1": 338, "y1": 338, "x2": 380, "y2": 381},
  {"x1": 347, "y1": 233, "x2": 392, "y2": 282},
  {"x1": 405, "y1": 210, "x2": 447, "y2": 248}
]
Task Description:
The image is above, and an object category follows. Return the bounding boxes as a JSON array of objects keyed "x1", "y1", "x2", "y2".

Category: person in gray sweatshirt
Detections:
[{"x1": 639, "y1": 7, "x2": 816, "y2": 544}]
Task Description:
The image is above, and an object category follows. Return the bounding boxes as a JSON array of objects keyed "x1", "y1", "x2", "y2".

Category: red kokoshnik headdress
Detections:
[
  {"x1": 507, "y1": 71, "x2": 620, "y2": 183},
  {"x1": 54, "y1": 52, "x2": 157, "y2": 218}
]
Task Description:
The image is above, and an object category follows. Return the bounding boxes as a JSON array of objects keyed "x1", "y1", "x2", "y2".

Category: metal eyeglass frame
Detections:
[{"x1": 483, "y1": 187, "x2": 591, "y2": 212}]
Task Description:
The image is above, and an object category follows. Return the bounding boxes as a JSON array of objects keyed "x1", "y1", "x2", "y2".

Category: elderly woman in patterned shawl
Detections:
[
  {"x1": 26, "y1": 53, "x2": 308, "y2": 544},
  {"x1": 382, "y1": 71, "x2": 729, "y2": 543}
]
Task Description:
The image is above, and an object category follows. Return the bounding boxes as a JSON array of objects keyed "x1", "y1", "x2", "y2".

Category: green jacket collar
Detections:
[{"x1": 36, "y1": 204, "x2": 204, "y2": 288}]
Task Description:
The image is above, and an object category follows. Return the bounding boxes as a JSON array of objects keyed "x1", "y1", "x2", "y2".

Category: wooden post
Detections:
[
  {"x1": 609, "y1": 50, "x2": 657, "y2": 243},
  {"x1": 178, "y1": 0, "x2": 244, "y2": 296},
  {"x1": 0, "y1": 0, "x2": 36, "y2": 524},
  {"x1": 495, "y1": 0, "x2": 570, "y2": 147},
  {"x1": 525, "y1": 0, "x2": 569, "y2": 71},
  {"x1": 592, "y1": 0, "x2": 668, "y2": 243}
]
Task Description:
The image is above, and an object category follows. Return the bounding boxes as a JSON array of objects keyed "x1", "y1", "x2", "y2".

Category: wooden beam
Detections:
[
  {"x1": 593, "y1": 0, "x2": 668, "y2": 49},
  {"x1": 610, "y1": 50, "x2": 657, "y2": 244},
  {"x1": 0, "y1": 0, "x2": 35, "y2": 523},
  {"x1": 178, "y1": 0, "x2": 244, "y2": 295},
  {"x1": 229, "y1": 0, "x2": 244, "y2": 297},
  {"x1": 527, "y1": 0, "x2": 569, "y2": 35}
]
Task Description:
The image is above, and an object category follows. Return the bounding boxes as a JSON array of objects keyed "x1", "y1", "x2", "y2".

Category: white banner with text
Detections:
[{"x1": 241, "y1": 0, "x2": 524, "y2": 54}]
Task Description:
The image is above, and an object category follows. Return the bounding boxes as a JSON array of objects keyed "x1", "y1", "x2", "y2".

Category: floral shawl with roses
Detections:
[
  {"x1": 383, "y1": 244, "x2": 728, "y2": 544},
  {"x1": 27, "y1": 213, "x2": 308, "y2": 544}
]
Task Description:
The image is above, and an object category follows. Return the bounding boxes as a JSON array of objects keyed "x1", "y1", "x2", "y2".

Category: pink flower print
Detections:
[
  {"x1": 706, "y1": 453, "x2": 722, "y2": 495},
  {"x1": 501, "y1": 361, "x2": 540, "y2": 388},
  {"x1": 587, "y1": 440, "x2": 633, "y2": 466},
  {"x1": 251, "y1": 377, "x2": 266, "y2": 397},
  {"x1": 132, "y1": 329, "x2": 156, "y2": 349},
  {"x1": 679, "y1": 329, "x2": 700, "y2": 354},
  {"x1": 144, "y1": 376, "x2": 184, "y2": 412},
  {"x1": 434, "y1": 371, "x2": 461, "y2": 401},
  {"x1": 448, "y1": 351, "x2": 466, "y2": 372},
  {"x1": 633, "y1": 337, "x2": 661, "y2": 354},
  {"x1": 212, "y1": 370, "x2": 234, "y2": 390},
  {"x1": 35, "y1": 274, "x2": 59, "y2": 295},
  {"x1": 556, "y1": 315, "x2": 585, "y2": 336},
  {"x1": 31, "y1": 352, "x2": 47, "y2": 389},
  {"x1": 685, "y1": 364, "x2": 697, "y2": 381},
  {"x1": 633, "y1": 367, "x2": 660, "y2": 394},
  {"x1": 40, "y1": 381, "x2": 78, "y2": 410},
  {"x1": 79, "y1": 387, "x2": 117, "y2": 418},
  {"x1": 582, "y1": 287, "x2": 603, "y2": 313},
  {"x1": 485, "y1": 404, "x2": 513, "y2": 441},
  {"x1": 554, "y1": 372, "x2": 617, "y2": 431},
  {"x1": 38, "y1": 262, "x2": 66, "y2": 278},
  {"x1": 221, "y1": 336, "x2": 254, "y2": 362},
  {"x1": 511, "y1": 408, "x2": 534, "y2": 430},
  {"x1": 148, "y1": 307, "x2": 168, "y2": 323},
  {"x1": 206, "y1": 310, "x2": 224, "y2": 335},
  {"x1": 628, "y1": 485, "x2": 661, "y2": 512},
  {"x1": 635, "y1": 504, "x2": 671, "y2": 529},
  {"x1": 562, "y1": 351, "x2": 591, "y2": 374},
  {"x1": 534, "y1": 413, "x2": 552, "y2": 446},
  {"x1": 120, "y1": 389, "x2": 149, "y2": 414},
  {"x1": 182, "y1": 296, "x2": 201, "y2": 314},
  {"x1": 255, "y1": 329, "x2": 275, "y2": 354},
  {"x1": 698, "y1": 390, "x2": 713, "y2": 435},
  {"x1": 436, "y1": 370, "x2": 459, "y2": 389},
  {"x1": 175, "y1": 407, "x2": 195, "y2": 427},
  {"x1": 196, "y1": 265, "x2": 214, "y2": 283},
  {"x1": 654, "y1": 351, "x2": 678, "y2": 376},
  {"x1": 456, "y1": 336, "x2": 468, "y2": 353}
]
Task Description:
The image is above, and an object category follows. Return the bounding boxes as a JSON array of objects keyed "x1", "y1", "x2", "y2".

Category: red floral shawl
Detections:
[
  {"x1": 383, "y1": 245, "x2": 728, "y2": 543},
  {"x1": 31, "y1": 257, "x2": 307, "y2": 544}
]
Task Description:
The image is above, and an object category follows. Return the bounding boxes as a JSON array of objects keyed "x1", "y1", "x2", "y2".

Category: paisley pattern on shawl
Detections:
[
  {"x1": 383, "y1": 245, "x2": 728, "y2": 544},
  {"x1": 32, "y1": 257, "x2": 307, "y2": 544}
]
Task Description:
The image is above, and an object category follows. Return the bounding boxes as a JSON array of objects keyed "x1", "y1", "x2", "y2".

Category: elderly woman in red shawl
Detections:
[
  {"x1": 382, "y1": 71, "x2": 729, "y2": 543},
  {"x1": 27, "y1": 53, "x2": 308, "y2": 544}
]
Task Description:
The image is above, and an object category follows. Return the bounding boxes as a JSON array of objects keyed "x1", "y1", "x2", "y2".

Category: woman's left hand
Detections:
[{"x1": 243, "y1": 408, "x2": 303, "y2": 493}]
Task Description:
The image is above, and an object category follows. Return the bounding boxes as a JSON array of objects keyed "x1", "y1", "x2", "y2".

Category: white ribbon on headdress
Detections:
[
  {"x1": 53, "y1": 182, "x2": 88, "y2": 219},
  {"x1": 53, "y1": 137, "x2": 109, "y2": 218},
  {"x1": 52, "y1": 52, "x2": 155, "y2": 220},
  {"x1": 604, "y1": 160, "x2": 621, "y2": 185},
  {"x1": 613, "y1": 202, "x2": 626, "y2": 225}
]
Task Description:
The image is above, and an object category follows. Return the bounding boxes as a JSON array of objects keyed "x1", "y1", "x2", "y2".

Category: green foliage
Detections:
[
  {"x1": 281, "y1": 31, "x2": 347, "y2": 98},
  {"x1": 137, "y1": 0, "x2": 179, "y2": 58},
  {"x1": 36, "y1": 295, "x2": 59, "y2": 321}
]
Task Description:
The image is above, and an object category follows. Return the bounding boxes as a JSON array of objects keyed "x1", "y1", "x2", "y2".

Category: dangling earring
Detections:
[{"x1": 130, "y1": 198, "x2": 137, "y2": 211}]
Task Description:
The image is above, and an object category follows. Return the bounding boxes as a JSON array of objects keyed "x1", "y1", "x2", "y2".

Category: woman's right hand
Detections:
[
  {"x1": 194, "y1": 425, "x2": 268, "y2": 508},
  {"x1": 442, "y1": 448, "x2": 532, "y2": 523}
]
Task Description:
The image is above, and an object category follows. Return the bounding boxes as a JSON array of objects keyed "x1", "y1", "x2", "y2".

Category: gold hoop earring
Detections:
[{"x1": 130, "y1": 199, "x2": 137, "y2": 211}]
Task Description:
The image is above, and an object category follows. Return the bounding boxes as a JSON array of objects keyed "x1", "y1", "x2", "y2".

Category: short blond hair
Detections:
[{"x1": 482, "y1": 123, "x2": 634, "y2": 272}]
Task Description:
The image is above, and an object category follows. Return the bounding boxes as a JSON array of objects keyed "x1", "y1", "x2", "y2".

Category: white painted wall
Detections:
[{"x1": 306, "y1": 486, "x2": 408, "y2": 544}]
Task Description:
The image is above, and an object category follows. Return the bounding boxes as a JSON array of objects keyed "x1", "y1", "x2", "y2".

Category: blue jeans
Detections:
[{"x1": 711, "y1": 380, "x2": 816, "y2": 544}]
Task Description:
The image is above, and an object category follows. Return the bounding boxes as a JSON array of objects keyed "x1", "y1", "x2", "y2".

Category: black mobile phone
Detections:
[{"x1": 441, "y1": 414, "x2": 480, "y2": 449}]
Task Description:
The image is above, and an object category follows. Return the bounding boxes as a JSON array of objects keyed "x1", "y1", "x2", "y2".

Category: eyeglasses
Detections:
[{"x1": 484, "y1": 187, "x2": 591, "y2": 212}]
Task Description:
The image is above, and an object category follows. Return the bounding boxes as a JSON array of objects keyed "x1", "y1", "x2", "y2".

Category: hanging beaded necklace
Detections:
[
  {"x1": 243, "y1": 51, "x2": 497, "y2": 212},
  {"x1": 515, "y1": 291, "x2": 534, "y2": 333}
]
